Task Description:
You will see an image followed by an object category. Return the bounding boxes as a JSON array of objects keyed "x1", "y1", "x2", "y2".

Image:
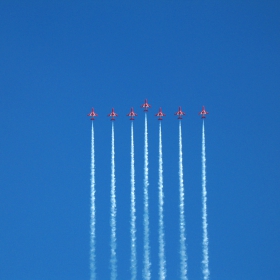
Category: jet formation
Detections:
[{"x1": 87, "y1": 100, "x2": 209, "y2": 121}]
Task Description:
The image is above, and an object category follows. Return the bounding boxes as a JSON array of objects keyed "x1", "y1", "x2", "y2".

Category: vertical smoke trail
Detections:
[
  {"x1": 110, "y1": 122, "x2": 117, "y2": 280},
  {"x1": 179, "y1": 121, "x2": 188, "y2": 280},
  {"x1": 201, "y1": 120, "x2": 210, "y2": 280},
  {"x1": 90, "y1": 122, "x2": 96, "y2": 280},
  {"x1": 143, "y1": 113, "x2": 151, "y2": 280},
  {"x1": 130, "y1": 122, "x2": 137, "y2": 280},
  {"x1": 158, "y1": 122, "x2": 166, "y2": 280}
]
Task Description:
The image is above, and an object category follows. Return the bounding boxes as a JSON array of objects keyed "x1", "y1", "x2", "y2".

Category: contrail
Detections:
[
  {"x1": 90, "y1": 122, "x2": 96, "y2": 280},
  {"x1": 179, "y1": 121, "x2": 188, "y2": 280},
  {"x1": 158, "y1": 122, "x2": 166, "y2": 280},
  {"x1": 201, "y1": 120, "x2": 210, "y2": 280},
  {"x1": 143, "y1": 113, "x2": 151, "y2": 280},
  {"x1": 110, "y1": 122, "x2": 117, "y2": 280},
  {"x1": 130, "y1": 122, "x2": 137, "y2": 280}
]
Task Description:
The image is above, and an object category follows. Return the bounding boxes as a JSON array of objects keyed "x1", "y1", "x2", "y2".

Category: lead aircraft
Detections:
[
  {"x1": 141, "y1": 99, "x2": 151, "y2": 112},
  {"x1": 108, "y1": 108, "x2": 118, "y2": 121}
]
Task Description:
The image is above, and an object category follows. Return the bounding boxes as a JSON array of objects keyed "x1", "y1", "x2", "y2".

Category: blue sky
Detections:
[{"x1": 0, "y1": 1, "x2": 279, "y2": 279}]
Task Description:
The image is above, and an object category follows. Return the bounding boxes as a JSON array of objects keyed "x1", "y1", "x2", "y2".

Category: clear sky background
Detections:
[{"x1": 0, "y1": 1, "x2": 279, "y2": 279}]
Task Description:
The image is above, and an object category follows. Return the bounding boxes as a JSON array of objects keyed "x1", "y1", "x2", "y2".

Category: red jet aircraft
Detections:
[
  {"x1": 199, "y1": 106, "x2": 209, "y2": 119},
  {"x1": 127, "y1": 107, "x2": 138, "y2": 120},
  {"x1": 155, "y1": 107, "x2": 166, "y2": 120},
  {"x1": 87, "y1": 108, "x2": 98, "y2": 120},
  {"x1": 141, "y1": 99, "x2": 151, "y2": 112},
  {"x1": 174, "y1": 106, "x2": 186, "y2": 119},
  {"x1": 108, "y1": 108, "x2": 118, "y2": 121}
]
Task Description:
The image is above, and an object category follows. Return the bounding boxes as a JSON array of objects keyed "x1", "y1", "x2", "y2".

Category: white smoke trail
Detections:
[
  {"x1": 201, "y1": 120, "x2": 210, "y2": 280},
  {"x1": 110, "y1": 122, "x2": 117, "y2": 280},
  {"x1": 130, "y1": 122, "x2": 137, "y2": 280},
  {"x1": 158, "y1": 122, "x2": 166, "y2": 280},
  {"x1": 90, "y1": 122, "x2": 96, "y2": 280},
  {"x1": 179, "y1": 121, "x2": 188, "y2": 280},
  {"x1": 143, "y1": 113, "x2": 151, "y2": 280}
]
